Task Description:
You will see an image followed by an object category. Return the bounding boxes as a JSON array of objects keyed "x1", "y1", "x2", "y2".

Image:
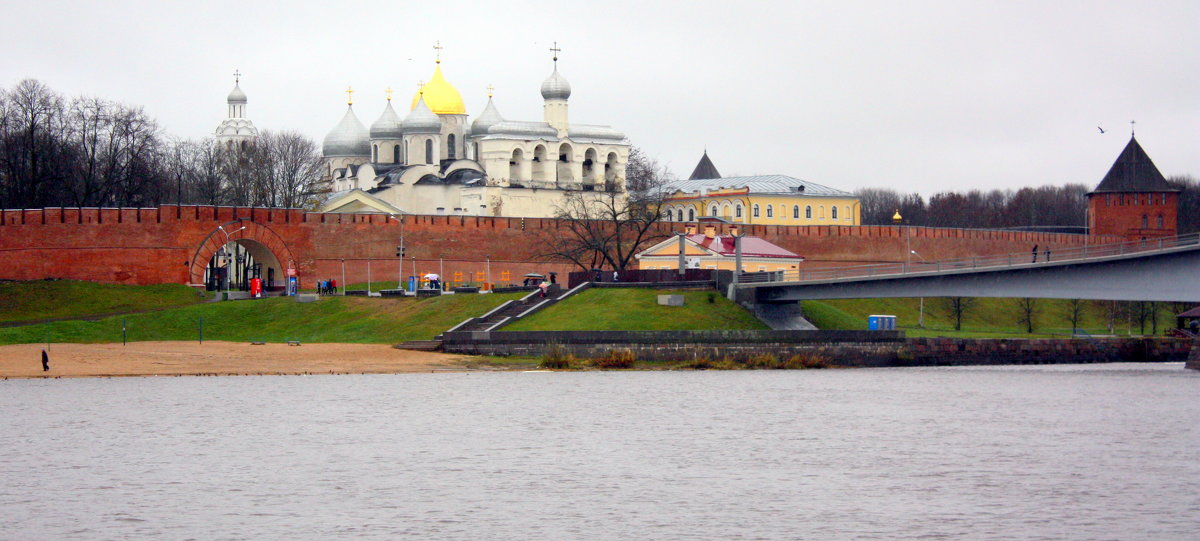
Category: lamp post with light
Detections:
[{"x1": 217, "y1": 224, "x2": 246, "y2": 296}]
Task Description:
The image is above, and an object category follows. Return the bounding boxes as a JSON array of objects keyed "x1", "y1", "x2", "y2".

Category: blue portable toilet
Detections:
[{"x1": 868, "y1": 315, "x2": 897, "y2": 330}]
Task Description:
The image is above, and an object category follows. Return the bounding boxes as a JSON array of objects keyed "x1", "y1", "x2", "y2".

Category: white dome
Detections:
[
  {"x1": 540, "y1": 68, "x2": 571, "y2": 100},
  {"x1": 323, "y1": 106, "x2": 370, "y2": 157}
]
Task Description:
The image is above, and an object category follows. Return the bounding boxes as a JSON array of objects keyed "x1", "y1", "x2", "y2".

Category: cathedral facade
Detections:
[{"x1": 320, "y1": 51, "x2": 630, "y2": 218}]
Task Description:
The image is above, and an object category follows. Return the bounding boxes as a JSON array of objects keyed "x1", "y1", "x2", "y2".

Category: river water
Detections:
[{"x1": 2, "y1": 363, "x2": 1198, "y2": 540}]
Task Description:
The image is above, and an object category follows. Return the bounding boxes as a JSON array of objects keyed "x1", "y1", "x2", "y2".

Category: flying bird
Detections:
[{"x1": 1097, "y1": 125, "x2": 1105, "y2": 134}]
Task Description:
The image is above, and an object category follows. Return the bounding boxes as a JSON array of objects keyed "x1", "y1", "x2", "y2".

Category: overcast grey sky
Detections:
[{"x1": 4, "y1": 0, "x2": 1197, "y2": 194}]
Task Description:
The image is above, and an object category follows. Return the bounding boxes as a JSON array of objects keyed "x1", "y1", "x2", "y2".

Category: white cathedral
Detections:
[{"x1": 317, "y1": 49, "x2": 631, "y2": 218}]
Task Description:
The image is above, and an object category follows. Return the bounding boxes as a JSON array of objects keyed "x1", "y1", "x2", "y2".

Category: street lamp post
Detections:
[
  {"x1": 389, "y1": 214, "x2": 405, "y2": 292},
  {"x1": 911, "y1": 249, "x2": 928, "y2": 328},
  {"x1": 340, "y1": 259, "x2": 346, "y2": 296},
  {"x1": 216, "y1": 224, "x2": 246, "y2": 296}
]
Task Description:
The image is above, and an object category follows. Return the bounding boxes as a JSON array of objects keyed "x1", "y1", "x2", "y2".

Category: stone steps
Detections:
[{"x1": 394, "y1": 340, "x2": 444, "y2": 351}]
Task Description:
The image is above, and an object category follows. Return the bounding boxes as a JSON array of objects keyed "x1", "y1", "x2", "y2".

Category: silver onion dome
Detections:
[
  {"x1": 469, "y1": 97, "x2": 505, "y2": 136},
  {"x1": 227, "y1": 83, "x2": 247, "y2": 104},
  {"x1": 370, "y1": 101, "x2": 403, "y2": 140},
  {"x1": 322, "y1": 106, "x2": 370, "y2": 157},
  {"x1": 540, "y1": 68, "x2": 571, "y2": 100},
  {"x1": 402, "y1": 96, "x2": 441, "y2": 134}
]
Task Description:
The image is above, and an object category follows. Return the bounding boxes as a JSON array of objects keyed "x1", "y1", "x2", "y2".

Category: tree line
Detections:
[
  {"x1": 856, "y1": 178, "x2": 1199, "y2": 234},
  {"x1": 0, "y1": 79, "x2": 325, "y2": 210}
]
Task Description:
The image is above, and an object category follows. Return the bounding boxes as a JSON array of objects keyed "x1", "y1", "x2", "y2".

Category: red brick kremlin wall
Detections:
[
  {"x1": 0, "y1": 205, "x2": 1122, "y2": 287},
  {"x1": 1087, "y1": 191, "x2": 1178, "y2": 240}
]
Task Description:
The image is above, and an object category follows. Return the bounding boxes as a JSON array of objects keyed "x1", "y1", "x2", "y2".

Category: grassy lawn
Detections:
[
  {"x1": 0, "y1": 289, "x2": 525, "y2": 345},
  {"x1": 0, "y1": 280, "x2": 205, "y2": 324},
  {"x1": 802, "y1": 297, "x2": 1186, "y2": 338},
  {"x1": 504, "y1": 288, "x2": 768, "y2": 331}
]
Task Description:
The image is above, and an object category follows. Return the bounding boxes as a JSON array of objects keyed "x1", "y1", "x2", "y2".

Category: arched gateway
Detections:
[{"x1": 188, "y1": 220, "x2": 296, "y2": 289}]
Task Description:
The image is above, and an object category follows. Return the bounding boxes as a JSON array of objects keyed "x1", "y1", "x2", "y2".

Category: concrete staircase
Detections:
[{"x1": 437, "y1": 282, "x2": 587, "y2": 339}]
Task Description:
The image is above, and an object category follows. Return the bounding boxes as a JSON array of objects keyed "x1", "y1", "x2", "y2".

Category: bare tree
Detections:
[
  {"x1": 1016, "y1": 297, "x2": 1038, "y2": 333},
  {"x1": 944, "y1": 297, "x2": 975, "y2": 331},
  {"x1": 1066, "y1": 298, "x2": 1086, "y2": 335},
  {"x1": 542, "y1": 146, "x2": 673, "y2": 271},
  {"x1": 254, "y1": 130, "x2": 326, "y2": 209},
  {"x1": 0, "y1": 79, "x2": 73, "y2": 208}
]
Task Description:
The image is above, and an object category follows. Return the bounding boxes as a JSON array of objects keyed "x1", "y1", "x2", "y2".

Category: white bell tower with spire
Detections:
[{"x1": 214, "y1": 70, "x2": 259, "y2": 148}]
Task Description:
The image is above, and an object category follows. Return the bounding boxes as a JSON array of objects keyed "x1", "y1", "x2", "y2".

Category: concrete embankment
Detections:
[
  {"x1": 1186, "y1": 341, "x2": 1200, "y2": 370},
  {"x1": 442, "y1": 330, "x2": 1193, "y2": 367}
]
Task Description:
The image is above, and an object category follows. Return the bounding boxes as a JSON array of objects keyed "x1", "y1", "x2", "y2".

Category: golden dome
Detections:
[{"x1": 411, "y1": 63, "x2": 466, "y2": 115}]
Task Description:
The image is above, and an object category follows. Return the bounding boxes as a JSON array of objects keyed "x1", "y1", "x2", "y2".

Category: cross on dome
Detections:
[
  {"x1": 386, "y1": 87, "x2": 393, "y2": 101},
  {"x1": 434, "y1": 40, "x2": 443, "y2": 63},
  {"x1": 487, "y1": 84, "x2": 494, "y2": 98},
  {"x1": 233, "y1": 69, "x2": 241, "y2": 84},
  {"x1": 345, "y1": 86, "x2": 354, "y2": 105},
  {"x1": 550, "y1": 41, "x2": 561, "y2": 66}
]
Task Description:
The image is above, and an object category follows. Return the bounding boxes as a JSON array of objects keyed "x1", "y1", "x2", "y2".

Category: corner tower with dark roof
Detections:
[
  {"x1": 688, "y1": 150, "x2": 721, "y2": 180},
  {"x1": 1087, "y1": 135, "x2": 1179, "y2": 239}
]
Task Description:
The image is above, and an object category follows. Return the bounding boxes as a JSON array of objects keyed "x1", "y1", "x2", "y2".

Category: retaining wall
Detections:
[{"x1": 441, "y1": 332, "x2": 1192, "y2": 368}]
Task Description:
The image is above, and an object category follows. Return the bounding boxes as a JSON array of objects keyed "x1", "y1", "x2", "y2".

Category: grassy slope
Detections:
[
  {"x1": 0, "y1": 290, "x2": 525, "y2": 345},
  {"x1": 505, "y1": 288, "x2": 769, "y2": 331},
  {"x1": 0, "y1": 280, "x2": 204, "y2": 323},
  {"x1": 802, "y1": 297, "x2": 1183, "y2": 338}
]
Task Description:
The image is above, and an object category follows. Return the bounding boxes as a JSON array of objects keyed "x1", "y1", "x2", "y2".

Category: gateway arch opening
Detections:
[{"x1": 204, "y1": 238, "x2": 285, "y2": 293}]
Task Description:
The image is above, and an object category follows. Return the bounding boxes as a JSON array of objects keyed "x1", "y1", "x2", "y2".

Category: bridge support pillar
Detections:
[{"x1": 1187, "y1": 340, "x2": 1200, "y2": 371}]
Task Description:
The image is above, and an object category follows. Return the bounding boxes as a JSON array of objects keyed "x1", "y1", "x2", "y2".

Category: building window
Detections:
[
  {"x1": 710, "y1": 205, "x2": 719, "y2": 216},
  {"x1": 1157, "y1": 214, "x2": 1164, "y2": 228},
  {"x1": 1106, "y1": 194, "x2": 1111, "y2": 206},
  {"x1": 831, "y1": 206, "x2": 838, "y2": 220},
  {"x1": 425, "y1": 139, "x2": 433, "y2": 164},
  {"x1": 372, "y1": 144, "x2": 378, "y2": 162},
  {"x1": 1162, "y1": 193, "x2": 1167, "y2": 204},
  {"x1": 688, "y1": 208, "x2": 695, "y2": 221},
  {"x1": 766, "y1": 206, "x2": 774, "y2": 218},
  {"x1": 1142, "y1": 214, "x2": 1148, "y2": 228},
  {"x1": 793, "y1": 205, "x2": 799, "y2": 219},
  {"x1": 393, "y1": 145, "x2": 400, "y2": 163},
  {"x1": 805, "y1": 206, "x2": 812, "y2": 219},
  {"x1": 447, "y1": 134, "x2": 456, "y2": 159},
  {"x1": 736, "y1": 205, "x2": 743, "y2": 218},
  {"x1": 753, "y1": 204, "x2": 760, "y2": 217}
]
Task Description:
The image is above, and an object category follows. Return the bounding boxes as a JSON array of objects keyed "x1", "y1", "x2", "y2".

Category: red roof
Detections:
[{"x1": 687, "y1": 234, "x2": 801, "y2": 259}]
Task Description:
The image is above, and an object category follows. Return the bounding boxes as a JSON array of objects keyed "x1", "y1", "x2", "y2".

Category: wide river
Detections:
[{"x1": 2, "y1": 363, "x2": 1198, "y2": 540}]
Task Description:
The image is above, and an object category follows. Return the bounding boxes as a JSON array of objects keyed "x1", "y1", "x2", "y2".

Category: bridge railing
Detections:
[{"x1": 745, "y1": 233, "x2": 1200, "y2": 284}]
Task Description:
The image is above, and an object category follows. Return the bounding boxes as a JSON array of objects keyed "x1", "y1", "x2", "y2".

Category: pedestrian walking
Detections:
[
  {"x1": 41, "y1": 349, "x2": 49, "y2": 372},
  {"x1": 1031, "y1": 244, "x2": 1039, "y2": 263},
  {"x1": 1044, "y1": 247, "x2": 1051, "y2": 262},
  {"x1": 612, "y1": 271, "x2": 619, "y2": 282},
  {"x1": 539, "y1": 280, "x2": 549, "y2": 298}
]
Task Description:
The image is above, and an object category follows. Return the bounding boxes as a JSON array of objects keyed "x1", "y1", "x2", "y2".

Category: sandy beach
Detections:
[{"x1": 0, "y1": 341, "x2": 477, "y2": 378}]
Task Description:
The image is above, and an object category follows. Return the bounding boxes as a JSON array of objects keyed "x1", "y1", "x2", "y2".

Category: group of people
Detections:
[
  {"x1": 317, "y1": 279, "x2": 338, "y2": 295},
  {"x1": 1031, "y1": 244, "x2": 1050, "y2": 263}
]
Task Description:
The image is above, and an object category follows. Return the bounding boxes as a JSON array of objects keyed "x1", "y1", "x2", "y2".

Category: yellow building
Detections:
[
  {"x1": 659, "y1": 152, "x2": 860, "y2": 226},
  {"x1": 635, "y1": 224, "x2": 804, "y2": 272}
]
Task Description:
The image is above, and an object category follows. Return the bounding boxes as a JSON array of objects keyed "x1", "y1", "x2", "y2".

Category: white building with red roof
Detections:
[{"x1": 635, "y1": 223, "x2": 804, "y2": 272}]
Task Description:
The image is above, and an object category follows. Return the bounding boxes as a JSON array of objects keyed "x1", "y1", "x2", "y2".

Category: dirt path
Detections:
[{"x1": 0, "y1": 341, "x2": 474, "y2": 378}]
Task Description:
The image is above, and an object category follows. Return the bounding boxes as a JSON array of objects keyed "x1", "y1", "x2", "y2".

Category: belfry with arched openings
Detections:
[{"x1": 320, "y1": 42, "x2": 630, "y2": 218}]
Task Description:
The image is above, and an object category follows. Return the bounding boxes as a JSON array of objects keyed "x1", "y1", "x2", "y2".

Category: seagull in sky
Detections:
[{"x1": 1097, "y1": 125, "x2": 1106, "y2": 134}]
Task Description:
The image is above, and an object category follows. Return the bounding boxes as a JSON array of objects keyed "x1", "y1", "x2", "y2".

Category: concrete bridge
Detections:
[{"x1": 737, "y1": 234, "x2": 1200, "y2": 304}]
